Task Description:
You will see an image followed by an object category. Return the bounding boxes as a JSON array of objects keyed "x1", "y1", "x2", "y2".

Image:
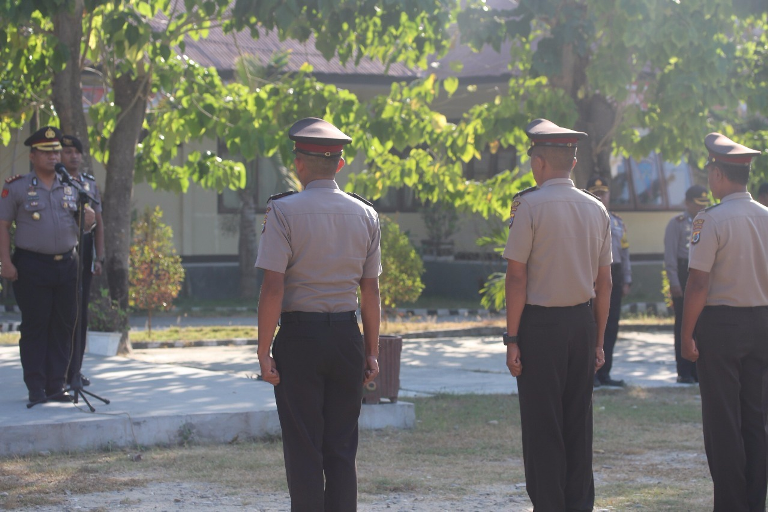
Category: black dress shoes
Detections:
[
  {"x1": 28, "y1": 389, "x2": 46, "y2": 403},
  {"x1": 45, "y1": 388, "x2": 73, "y2": 402},
  {"x1": 600, "y1": 378, "x2": 626, "y2": 387},
  {"x1": 677, "y1": 375, "x2": 696, "y2": 384}
]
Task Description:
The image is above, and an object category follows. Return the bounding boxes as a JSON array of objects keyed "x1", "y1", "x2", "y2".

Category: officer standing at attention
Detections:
[
  {"x1": 587, "y1": 175, "x2": 631, "y2": 387},
  {"x1": 255, "y1": 117, "x2": 381, "y2": 511},
  {"x1": 61, "y1": 135, "x2": 104, "y2": 387},
  {"x1": 503, "y1": 119, "x2": 612, "y2": 512},
  {"x1": 0, "y1": 126, "x2": 95, "y2": 404},
  {"x1": 663, "y1": 184, "x2": 709, "y2": 384},
  {"x1": 682, "y1": 133, "x2": 768, "y2": 512}
]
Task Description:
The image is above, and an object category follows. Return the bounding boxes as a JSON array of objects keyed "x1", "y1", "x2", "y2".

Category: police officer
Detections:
[
  {"x1": 757, "y1": 182, "x2": 768, "y2": 207},
  {"x1": 664, "y1": 184, "x2": 708, "y2": 384},
  {"x1": 504, "y1": 119, "x2": 612, "y2": 511},
  {"x1": 0, "y1": 126, "x2": 95, "y2": 404},
  {"x1": 61, "y1": 134, "x2": 104, "y2": 387},
  {"x1": 587, "y1": 175, "x2": 631, "y2": 387},
  {"x1": 255, "y1": 117, "x2": 381, "y2": 511},
  {"x1": 682, "y1": 133, "x2": 768, "y2": 512}
]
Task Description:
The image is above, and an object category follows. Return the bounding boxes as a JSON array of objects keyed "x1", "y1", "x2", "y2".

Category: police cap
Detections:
[
  {"x1": 525, "y1": 118, "x2": 587, "y2": 156},
  {"x1": 24, "y1": 126, "x2": 63, "y2": 152},
  {"x1": 61, "y1": 135, "x2": 83, "y2": 154},
  {"x1": 586, "y1": 175, "x2": 609, "y2": 194},
  {"x1": 704, "y1": 133, "x2": 761, "y2": 167},
  {"x1": 685, "y1": 185, "x2": 709, "y2": 206},
  {"x1": 289, "y1": 117, "x2": 352, "y2": 158}
]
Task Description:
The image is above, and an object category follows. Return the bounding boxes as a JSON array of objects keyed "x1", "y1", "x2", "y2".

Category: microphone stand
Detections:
[{"x1": 28, "y1": 166, "x2": 110, "y2": 410}]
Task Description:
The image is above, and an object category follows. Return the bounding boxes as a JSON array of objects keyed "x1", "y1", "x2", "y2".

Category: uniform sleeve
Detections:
[
  {"x1": 254, "y1": 202, "x2": 291, "y2": 273},
  {"x1": 362, "y1": 214, "x2": 382, "y2": 278},
  {"x1": 688, "y1": 212, "x2": 716, "y2": 273},
  {"x1": 502, "y1": 198, "x2": 533, "y2": 264},
  {"x1": 598, "y1": 215, "x2": 613, "y2": 267},
  {"x1": 663, "y1": 219, "x2": 681, "y2": 289},
  {"x1": 0, "y1": 185, "x2": 17, "y2": 222},
  {"x1": 620, "y1": 221, "x2": 631, "y2": 284}
]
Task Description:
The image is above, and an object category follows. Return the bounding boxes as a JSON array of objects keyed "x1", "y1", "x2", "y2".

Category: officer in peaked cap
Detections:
[
  {"x1": 664, "y1": 184, "x2": 709, "y2": 384},
  {"x1": 255, "y1": 117, "x2": 381, "y2": 511},
  {"x1": 61, "y1": 134, "x2": 105, "y2": 388},
  {"x1": 586, "y1": 174, "x2": 631, "y2": 388},
  {"x1": 682, "y1": 133, "x2": 768, "y2": 511},
  {"x1": 503, "y1": 118, "x2": 612, "y2": 511},
  {"x1": 0, "y1": 126, "x2": 95, "y2": 405}
]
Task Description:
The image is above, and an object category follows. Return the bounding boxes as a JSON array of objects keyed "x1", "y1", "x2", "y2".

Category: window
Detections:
[
  {"x1": 372, "y1": 187, "x2": 421, "y2": 213},
  {"x1": 609, "y1": 152, "x2": 695, "y2": 211},
  {"x1": 464, "y1": 146, "x2": 518, "y2": 180}
]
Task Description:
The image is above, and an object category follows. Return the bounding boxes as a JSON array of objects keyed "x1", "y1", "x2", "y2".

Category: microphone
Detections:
[{"x1": 54, "y1": 163, "x2": 75, "y2": 185}]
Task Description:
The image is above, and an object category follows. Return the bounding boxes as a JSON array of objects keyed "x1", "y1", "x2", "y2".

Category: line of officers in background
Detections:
[{"x1": 0, "y1": 126, "x2": 105, "y2": 405}]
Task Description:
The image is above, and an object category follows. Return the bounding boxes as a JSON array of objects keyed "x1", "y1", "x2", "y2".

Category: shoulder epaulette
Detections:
[
  {"x1": 267, "y1": 191, "x2": 297, "y2": 202},
  {"x1": 346, "y1": 192, "x2": 373, "y2": 207},
  {"x1": 704, "y1": 203, "x2": 721, "y2": 212},
  {"x1": 4, "y1": 175, "x2": 22, "y2": 184},
  {"x1": 581, "y1": 188, "x2": 600, "y2": 200},
  {"x1": 513, "y1": 186, "x2": 538, "y2": 199},
  {"x1": 677, "y1": 214, "x2": 685, "y2": 221},
  {"x1": 82, "y1": 173, "x2": 96, "y2": 181},
  {"x1": 611, "y1": 211, "x2": 623, "y2": 221}
]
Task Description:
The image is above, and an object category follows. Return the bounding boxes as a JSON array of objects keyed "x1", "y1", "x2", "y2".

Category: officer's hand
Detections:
[
  {"x1": 258, "y1": 355, "x2": 280, "y2": 386},
  {"x1": 1, "y1": 262, "x2": 18, "y2": 281},
  {"x1": 506, "y1": 343, "x2": 522, "y2": 377},
  {"x1": 622, "y1": 283, "x2": 631, "y2": 297},
  {"x1": 363, "y1": 356, "x2": 379, "y2": 386},
  {"x1": 93, "y1": 261, "x2": 103, "y2": 276},
  {"x1": 83, "y1": 206, "x2": 96, "y2": 231},
  {"x1": 670, "y1": 285, "x2": 683, "y2": 298},
  {"x1": 595, "y1": 346, "x2": 606, "y2": 372},
  {"x1": 682, "y1": 337, "x2": 699, "y2": 362}
]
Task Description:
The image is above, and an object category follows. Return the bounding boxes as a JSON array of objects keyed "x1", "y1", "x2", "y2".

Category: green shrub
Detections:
[{"x1": 379, "y1": 216, "x2": 425, "y2": 312}]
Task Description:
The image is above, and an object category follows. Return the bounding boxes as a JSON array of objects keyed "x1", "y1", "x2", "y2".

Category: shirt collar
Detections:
[
  {"x1": 720, "y1": 191, "x2": 752, "y2": 203},
  {"x1": 540, "y1": 178, "x2": 574, "y2": 188},
  {"x1": 304, "y1": 179, "x2": 339, "y2": 190}
]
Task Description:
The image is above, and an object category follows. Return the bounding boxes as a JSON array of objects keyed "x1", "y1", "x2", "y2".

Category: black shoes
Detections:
[
  {"x1": 81, "y1": 374, "x2": 91, "y2": 387},
  {"x1": 593, "y1": 376, "x2": 601, "y2": 388},
  {"x1": 677, "y1": 375, "x2": 696, "y2": 384},
  {"x1": 45, "y1": 388, "x2": 73, "y2": 402}
]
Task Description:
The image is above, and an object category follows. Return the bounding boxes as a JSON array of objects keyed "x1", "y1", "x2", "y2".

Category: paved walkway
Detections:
[{"x1": 0, "y1": 329, "x2": 684, "y2": 456}]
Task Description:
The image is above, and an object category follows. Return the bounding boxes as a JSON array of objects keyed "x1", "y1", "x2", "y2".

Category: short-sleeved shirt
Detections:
[
  {"x1": 0, "y1": 172, "x2": 79, "y2": 254},
  {"x1": 663, "y1": 212, "x2": 693, "y2": 289},
  {"x1": 609, "y1": 212, "x2": 632, "y2": 285},
  {"x1": 255, "y1": 179, "x2": 382, "y2": 313},
  {"x1": 688, "y1": 192, "x2": 768, "y2": 307},
  {"x1": 73, "y1": 173, "x2": 102, "y2": 214},
  {"x1": 503, "y1": 178, "x2": 613, "y2": 307}
]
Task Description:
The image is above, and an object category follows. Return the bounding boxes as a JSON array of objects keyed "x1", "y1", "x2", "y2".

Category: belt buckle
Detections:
[{"x1": 53, "y1": 254, "x2": 63, "y2": 261}]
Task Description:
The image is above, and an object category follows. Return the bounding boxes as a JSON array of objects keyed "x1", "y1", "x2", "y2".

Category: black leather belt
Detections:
[
  {"x1": 526, "y1": 301, "x2": 590, "y2": 310},
  {"x1": 280, "y1": 311, "x2": 357, "y2": 325},
  {"x1": 15, "y1": 247, "x2": 75, "y2": 261}
]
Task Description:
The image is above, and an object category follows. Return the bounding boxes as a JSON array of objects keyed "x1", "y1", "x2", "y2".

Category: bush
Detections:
[
  {"x1": 379, "y1": 216, "x2": 425, "y2": 312},
  {"x1": 88, "y1": 287, "x2": 128, "y2": 332}
]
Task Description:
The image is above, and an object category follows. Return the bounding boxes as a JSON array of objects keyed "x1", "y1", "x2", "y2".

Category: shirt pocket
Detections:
[{"x1": 23, "y1": 199, "x2": 46, "y2": 213}]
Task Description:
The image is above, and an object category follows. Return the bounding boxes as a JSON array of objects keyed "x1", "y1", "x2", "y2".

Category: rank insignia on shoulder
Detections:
[
  {"x1": 513, "y1": 186, "x2": 538, "y2": 200},
  {"x1": 83, "y1": 173, "x2": 96, "y2": 181},
  {"x1": 691, "y1": 230, "x2": 701, "y2": 245},
  {"x1": 5, "y1": 175, "x2": 22, "y2": 184},
  {"x1": 347, "y1": 192, "x2": 373, "y2": 206},
  {"x1": 677, "y1": 214, "x2": 685, "y2": 221},
  {"x1": 268, "y1": 191, "x2": 296, "y2": 202}
]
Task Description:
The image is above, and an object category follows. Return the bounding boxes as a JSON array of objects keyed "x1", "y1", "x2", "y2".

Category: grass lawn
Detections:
[{"x1": 0, "y1": 388, "x2": 712, "y2": 510}]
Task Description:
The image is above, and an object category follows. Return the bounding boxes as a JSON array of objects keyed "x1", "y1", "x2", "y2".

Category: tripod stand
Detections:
[{"x1": 28, "y1": 167, "x2": 110, "y2": 411}]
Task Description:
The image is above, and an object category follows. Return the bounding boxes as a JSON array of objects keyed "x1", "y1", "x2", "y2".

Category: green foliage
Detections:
[
  {"x1": 88, "y1": 287, "x2": 129, "y2": 333},
  {"x1": 421, "y1": 201, "x2": 459, "y2": 245},
  {"x1": 379, "y1": 216, "x2": 425, "y2": 311},
  {"x1": 129, "y1": 207, "x2": 185, "y2": 334}
]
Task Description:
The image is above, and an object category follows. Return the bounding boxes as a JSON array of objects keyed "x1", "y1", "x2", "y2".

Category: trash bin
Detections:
[{"x1": 362, "y1": 334, "x2": 402, "y2": 404}]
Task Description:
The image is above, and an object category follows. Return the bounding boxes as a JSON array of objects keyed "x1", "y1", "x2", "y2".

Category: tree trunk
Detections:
[
  {"x1": 103, "y1": 71, "x2": 150, "y2": 353},
  {"x1": 51, "y1": 0, "x2": 93, "y2": 175},
  {"x1": 238, "y1": 162, "x2": 260, "y2": 299}
]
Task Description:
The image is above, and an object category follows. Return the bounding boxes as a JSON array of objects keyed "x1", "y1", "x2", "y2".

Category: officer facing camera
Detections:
[{"x1": 0, "y1": 126, "x2": 95, "y2": 405}]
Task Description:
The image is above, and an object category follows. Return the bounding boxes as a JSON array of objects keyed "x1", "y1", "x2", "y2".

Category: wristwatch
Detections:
[{"x1": 502, "y1": 332, "x2": 518, "y2": 345}]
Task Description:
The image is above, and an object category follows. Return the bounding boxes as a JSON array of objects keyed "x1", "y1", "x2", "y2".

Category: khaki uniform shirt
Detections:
[
  {"x1": 74, "y1": 173, "x2": 102, "y2": 214},
  {"x1": 0, "y1": 172, "x2": 79, "y2": 254},
  {"x1": 688, "y1": 192, "x2": 768, "y2": 307},
  {"x1": 255, "y1": 179, "x2": 381, "y2": 313},
  {"x1": 503, "y1": 178, "x2": 613, "y2": 307},
  {"x1": 609, "y1": 212, "x2": 632, "y2": 285},
  {"x1": 663, "y1": 212, "x2": 693, "y2": 289}
]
